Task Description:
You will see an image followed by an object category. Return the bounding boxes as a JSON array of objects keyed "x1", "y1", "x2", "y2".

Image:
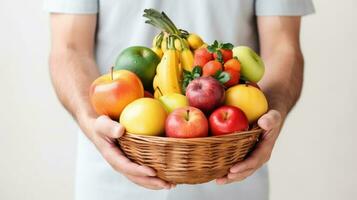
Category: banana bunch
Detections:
[
  {"x1": 151, "y1": 31, "x2": 204, "y2": 71},
  {"x1": 153, "y1": 35, "x2": 182, "y2": 98},
  {"x1": 145, "y1": 9, "x2": 205, "y2": 72},
  {"x1": 144, "y1": 9, "x2": 207, "y2": 97}
]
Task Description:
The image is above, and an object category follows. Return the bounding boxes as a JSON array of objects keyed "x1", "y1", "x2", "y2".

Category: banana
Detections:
[
  {"x1": 199, "y1": 43, "x2": 208, "y2": 49},
  {"x1": 178, "y1": 38, "x2": 194, "y2": 72},
  {"x1": 153, "y1": 74, "x2": 159, "y2": 90},
  {"x1": 187, "y1": 33, "x2": 204, "y2": 50},
  {"x1": 153, "y1": 35, "x2": 182, "y2": 95},
  {"x1": 152, "y1": 32, "x2": 164, "y2": 58},
  {"x1": 151, "y1": 46, "x2": 163, "y2": 59},
  {"x1": 152, "y1": 33, "x2": 162, "y2": 47},
  {"x1": 161, "y1": 33, "x2": 168, "y2": 53},
  {"x1": 174, "y1": 39, "x2": 182, "y2": 51}
]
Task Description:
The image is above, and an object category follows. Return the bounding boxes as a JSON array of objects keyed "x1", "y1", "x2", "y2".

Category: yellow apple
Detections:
[
  {"x1": 120, "y1": 98, "x2": 167, "y2": 136},
  {"x1": 159, "y1": 93, "x2": 188, "y2": 113},
  {"x1": 224, "y1": 84, "x2": 268, "y2": 123}
]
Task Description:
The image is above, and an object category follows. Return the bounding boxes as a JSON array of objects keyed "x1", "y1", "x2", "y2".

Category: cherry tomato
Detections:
[
  {"x1": 224, "y1": 68, "x2": 240, "y2": 87},
  {"x1": 202, "y1": 60, "x2": 223, "y2": 77},
  {"x1": 224, "y1": 58, "x2": 241, "y2": 72},
  {"x1": 213, "y1": 49, "x2": 233, "y2": 63}
]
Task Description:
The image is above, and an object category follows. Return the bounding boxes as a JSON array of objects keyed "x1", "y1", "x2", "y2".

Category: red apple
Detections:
[
  {"x1": 209, "y1": 105, "x2": 249, "y2": 136},
  {"x1": 90, "y1": 69, "x2": 144, "y2": 120},
  {"x1": 185, "y1": 76, "x2": 225, "y2": 113},
  {"x1": 166, "y1": 106, "x2": 208, "y2": 138}
]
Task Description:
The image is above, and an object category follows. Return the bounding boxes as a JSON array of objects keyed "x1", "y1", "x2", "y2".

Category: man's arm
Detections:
[
  {"x1": 49, "y1": 14, "x2": 99, "y2": 136},
  {"x1": 49, "y1": 14, "x2": 173, "y2": 190},
  {"x1": 217, "y1": 16, "x2": 304, "y2": 184},
  {"x1": 258, "y1": 16, "x2": 304, "y2": 117}
]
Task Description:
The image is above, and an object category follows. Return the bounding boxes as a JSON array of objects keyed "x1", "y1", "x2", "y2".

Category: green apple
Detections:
[
  {"x1": 159, "y1": 93, "x2": 188, "y2": 113},
  {"x1": 114, "y1": 46, "x2": 160, "y2": 91},
  {"x1": 232, "y1": 46, "x2": 265, "y2": 83}
]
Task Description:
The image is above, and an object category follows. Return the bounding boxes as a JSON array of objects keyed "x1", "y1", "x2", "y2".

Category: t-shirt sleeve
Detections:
[
  {"x1": 43, "y1": 0, "x2": 98, "y2": 14},
  {"x1": 256, "y1": 0, "x2": 315, "y2": 16}
]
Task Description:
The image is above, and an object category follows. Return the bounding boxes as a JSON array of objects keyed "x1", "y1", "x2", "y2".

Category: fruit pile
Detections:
[{"x1": 90, "y1": 9, "x2": 268, "y2": 138}]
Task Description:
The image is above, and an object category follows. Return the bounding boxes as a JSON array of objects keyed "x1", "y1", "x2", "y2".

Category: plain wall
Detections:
[{"x1": 1, "y1": 0, "x2": 356, "y2": 200}]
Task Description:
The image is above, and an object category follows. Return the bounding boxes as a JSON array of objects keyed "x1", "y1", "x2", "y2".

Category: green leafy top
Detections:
[
  {"x1": 207, "y1": 40, "x2": 233, "y2": 63},
  {"x1": 214, "y1": 70, "x2": 230, "y2": 84},
  {"x1": 208, "y1": 40, "x2": 233, "y2": 51},
  {"x1": 182, "y1": 66, "x2": 202, "y2": 93}
]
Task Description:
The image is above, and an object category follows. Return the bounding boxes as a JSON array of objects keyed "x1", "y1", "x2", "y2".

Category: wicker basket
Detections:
[{"x1": 118, "y1": 127, "x2": 263, "y2": 184}]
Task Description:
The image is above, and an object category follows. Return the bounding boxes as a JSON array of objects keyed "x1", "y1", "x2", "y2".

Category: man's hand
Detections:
[
  {"x1": 216, "y1": 16, "x2": 304, "y2": 185},
  {"x1": 49, "y1": 14, "x2": 174, "y2": 190},
  {"x1": 216, "y1": 110, "x2": 282, "y2": 184},
  {"x1": 89, "y1": 115, "x2": 175, "y2": 190}
]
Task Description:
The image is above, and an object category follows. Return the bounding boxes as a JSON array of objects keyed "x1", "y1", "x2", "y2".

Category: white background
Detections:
[{"x1": 1, "y1": 0, "x2": 356, "y2": 199}]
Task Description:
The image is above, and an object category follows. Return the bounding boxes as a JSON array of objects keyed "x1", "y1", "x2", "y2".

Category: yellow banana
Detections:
[
  {"x1": 160, "y1": 50, "x2": 181, "y2": 94},
  {"x1": 178, "y1": 38, "x2": 194, "y2": 72},
  {"x1": 174, "y1": 39, "x2": 182, "y2": 51},
  {"x1": 153, "y1": 74, "x2": 159, "y2": 89},
  {"x1": 180, "y1": 50, "x2": 194, "y2": 72},
  {"x1": 178, "y1": 62, "x2": 182, "y2": 80},
  {"x1": 151, "y1": 46, "x2": 163, "y2": 59},
  {"x1": 154, "y1": 35, "x2": 182, "y2": 95},
  {"x1": 161, "y1": 33, "x2": 168, "y2": 53},
  {"x1": 187, "y1": 33, "x2": 204, "y2": 50},
  {"x1": 199, "y1": 43, "x2": 208, "y2": 49},
  {"x1": 152, "y1": 32, "x2": 164, "y2": 58},
  {"x1": 152, "y1": 33, "x2": 162, "y2": 47}
]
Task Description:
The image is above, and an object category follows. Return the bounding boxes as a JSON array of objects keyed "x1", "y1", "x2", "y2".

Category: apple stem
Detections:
[
  {"x1": 110, "y1": 66, "x2": 114, "y2": 81},
  {"x1": 224, "y1": 112, "x2": 228, "y2": 121},
  {"x1": 185, "y1": 109, "x2": 190, "y2": 121},
  {"x1": 156, "y1": 87, "x2": 163, "y2": 96}
]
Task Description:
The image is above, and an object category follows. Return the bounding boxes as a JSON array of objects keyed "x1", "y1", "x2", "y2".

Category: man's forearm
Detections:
[
  {"x1": 49, "y1": 48, "x2": 100, "y2": 137},
  {"x1": 259, "y1": 45, "x2": 304, "y2": 118}
]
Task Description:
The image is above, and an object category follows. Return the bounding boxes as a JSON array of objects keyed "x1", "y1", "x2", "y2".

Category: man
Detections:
[{"x1": 45, "y1": 0, "x2": 314, "y2": 199}]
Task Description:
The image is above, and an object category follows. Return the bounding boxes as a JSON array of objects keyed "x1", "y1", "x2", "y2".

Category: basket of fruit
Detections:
[
  {"x1": 89, "y1": 9, "x2": 268, "y2": 184},
  {"x1": 119, "y1": 125, "x2": 262, "y2": 184}
]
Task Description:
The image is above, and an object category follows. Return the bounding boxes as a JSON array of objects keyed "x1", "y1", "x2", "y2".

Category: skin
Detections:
[
  {"x1": 49, "y1": 14, "x2": 303, "y2": 188},
  {"x1": 216, "y1": 16, "x2": 304, "y2": 184}
]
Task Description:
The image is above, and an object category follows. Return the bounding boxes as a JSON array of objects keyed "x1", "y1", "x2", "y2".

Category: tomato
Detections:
[
  {"x1": 224, "y1": 68, "x2": 240, "y2": 88},
  {"x1": 213, "y1": 49, "x2": 233, "y2": 63},
  {"x1": 224, "y1": 58, "x2": 241, "y2": 72},
  {"x1": 202, "y1": 60, "x2": 223, "y2": 77},
  {"x1": 194, "y1": 47, "x2": 213, "y2": 67}
]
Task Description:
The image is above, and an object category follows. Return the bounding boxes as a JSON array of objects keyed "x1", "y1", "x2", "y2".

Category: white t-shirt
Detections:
[{"x1": 44, "y1": 1, "x2": 314, "y2": 200}]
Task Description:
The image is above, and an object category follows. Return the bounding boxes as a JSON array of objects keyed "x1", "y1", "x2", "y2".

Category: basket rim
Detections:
[{"x1": 121, "y1": 127, "x2": 263, "y2": 143}]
